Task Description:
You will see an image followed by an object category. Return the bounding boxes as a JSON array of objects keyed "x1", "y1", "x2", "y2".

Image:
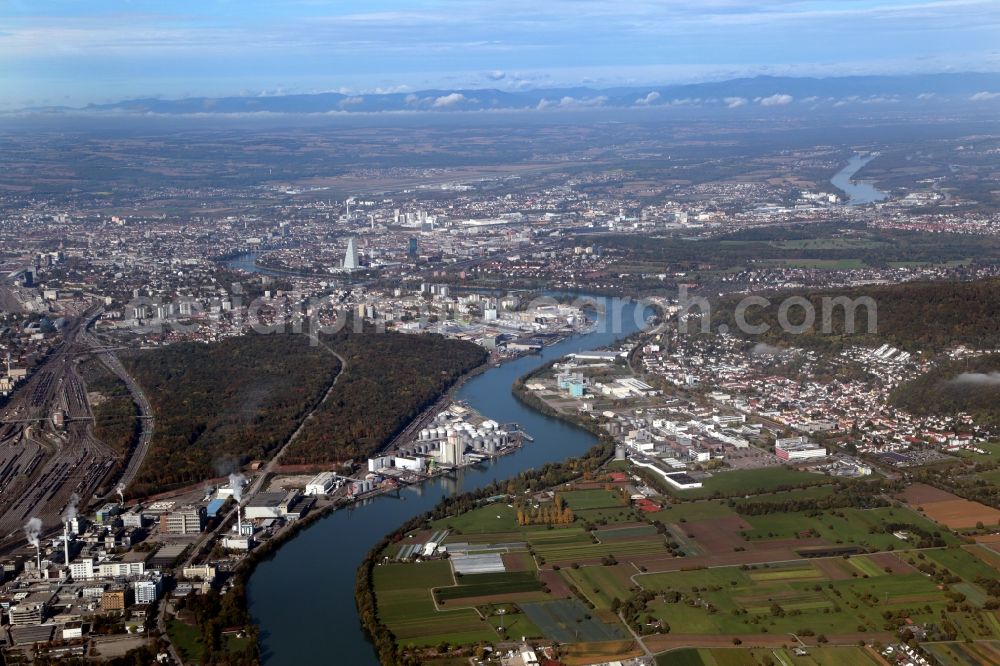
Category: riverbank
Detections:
[
  {"x1": 246, "y1": 296, "x2": 646, "y2": 664},
  {"x1": 354, "y1": 441, "x2": 616, "y2": 665}
]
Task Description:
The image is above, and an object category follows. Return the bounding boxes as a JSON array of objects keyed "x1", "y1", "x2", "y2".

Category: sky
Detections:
[{"x1": 1, "y1": 0, "x2": 998, "y2": 110}]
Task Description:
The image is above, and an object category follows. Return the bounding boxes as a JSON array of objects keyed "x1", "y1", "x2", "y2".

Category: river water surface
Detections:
[
  {"x1": 246, "y1": 297, "x2": 648, "y2": 664},
  {"x1": 830, "y1": 153, "x2": 888, "y2": 205}
]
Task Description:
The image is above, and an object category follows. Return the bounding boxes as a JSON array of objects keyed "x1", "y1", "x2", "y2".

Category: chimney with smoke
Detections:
[
  {"x1": 116, "y1": 482, "x2": 125, "y2": 508},
  {"x1": 62, "y1": 493, "x2": 79, "y2": 566},
  {"x1": 230, "y1": 472, "x2": 246, "y2": 535},
  {"x1": 24, "y1": 517, "x2": 42, "y2": 578},
  {"x1": 63, "y1": 522, "x2": 71, "y2": 566}
]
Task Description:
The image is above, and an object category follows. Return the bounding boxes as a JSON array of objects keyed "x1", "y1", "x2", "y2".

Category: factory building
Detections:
[
  {"x1": 244, "y1": 490, "x2": 307, "y2": 520},
  {"x1": 367, "y1": 455, "x2": 426, "y2": 473},
  {"x1": 182, "y1": 564, "x2": 217, "y2": 582},
  {"x1": 120, "y1": 507, "x2": 146, "y2": 529},
  {"x1": 165, "y1": 506, "x2": 206, "y2": 535},
  {"x1": 70, "y1": 559, "x2": 96, "y2": 581},
  {"x1": 775, "y1": 436, "x2": 827, "y2": 461},
  {"x1": 10, "y1": 603, "x2": 44, "y2": 626},
  {"x1": 99, "y1": 561, "x2": 145, "y2": 577},
  {"x1": 305, "y1": 471, "x2": 339, "y2": 496}
]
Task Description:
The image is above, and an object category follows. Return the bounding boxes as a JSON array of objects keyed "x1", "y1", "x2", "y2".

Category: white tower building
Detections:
[{"x1": 343, "y1": 237, "x2": 359, "y2": 270}]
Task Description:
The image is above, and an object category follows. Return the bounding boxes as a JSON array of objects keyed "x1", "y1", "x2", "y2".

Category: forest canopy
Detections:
[
  {"x1": 123, "y1": 329, "x2": 486, "y2": 495},
  {"x1": 709, "y1": 278, "x2": 1000, "y2": 353}
]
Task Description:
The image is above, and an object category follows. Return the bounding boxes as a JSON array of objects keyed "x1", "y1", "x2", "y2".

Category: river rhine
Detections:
[
  {"x1": 244, "y1": 293, "x2": 648, "y2": 664},
  {"x1": 830, "y1": 153, "x2": 887, "y2": 205}
]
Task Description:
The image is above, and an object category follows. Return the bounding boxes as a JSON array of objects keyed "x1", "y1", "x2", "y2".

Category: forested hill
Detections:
[
  {"x1": 709, "y1": 278, "x2": 1000, "y2": 354},
  {"x1": 892, "y1": 355, "x2": 1000, "y2": 427},
  {"x1": 281, "y1": 332, "x2": 487, "y2": 465},
  {"x1": 122, "y1": 330, "x2": 486, "y2": 496}
]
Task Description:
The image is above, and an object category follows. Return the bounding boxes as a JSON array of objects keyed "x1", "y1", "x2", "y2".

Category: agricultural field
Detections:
[
  {"x1": 636, "y1": 557, "x2": 1000, "y2": 640},
  {"x1": 899, "y1": 483, "x2": 1000, "y2": 530},
  {"x1": 375, "y1": 473, "x2": 1000, "y2": 657},
  {"x1": 675, "y1": 468, "x2": 832, "y2": 498},
  {"x1": 920, "y1": 547, "x2": 1000, "y2": 587},
  {"x1": 561, "y1": 563, "x2": 636, "y2": 609},
  {"x1": 739, "y1": 505, "x2": 957, "y2": 550},
  {"x1": 924, "y1": 640, "x2": 1000, "y2": 666},
  {"x1": 436, "y1": 572, "x2": 544, "y2": 603},
  {"x1": 520, "y1": 599, "x2": 628, "y2": 643},
  {"x1": 373, "y1": 560, "x2": 499, "y2": 647},
  {"x1": 655, "y1": 646, "x2": 886, "y2": 666}
]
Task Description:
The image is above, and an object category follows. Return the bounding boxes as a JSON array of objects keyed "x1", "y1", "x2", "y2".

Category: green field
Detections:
[
  {"x1": 655, "y1": 647, "x2": 885, "y2": 666},
  {"x1": 741, "y1": 505, "x2": 957, "y2": 550},
  {"x1": 432, "y1": 502, "x2": 522, "y2": 534},
  {"x1": 924, "y1": 640, "x2": 1000, "y2": 666},
  {"x1": 661, "y1": 501, "x2": 739, "y2": 522},
  {"x1": 921, "y1": 547, "x2": 1000, "y2": 584},
  {"x1": 635, "y1": 560, "x2": 995, "y2": 638},
  {"x1": 738, "y1": 485, "x2": 837, "y2": 504},
  {"x1": 673, "y1": 468, "x2": 831, "y2": 498},
  {"x1": 561, "y1": 489, "x2": 626, "y2": 510},
  {"x1": 436, "y1": 571, "x2": 542, "y2": 602},
  {"x1": 847, "y1": 555, "x2": 887, "y2": 578},
  {"x1": 595, "y1": 524, "x2": 659, "y2": 540},
  {"x1": 374, "y1": 561, "x2": 497, "y2": 647},
  {"x1": 562, "y1": 564, "x2": 636, "y2": 609}
]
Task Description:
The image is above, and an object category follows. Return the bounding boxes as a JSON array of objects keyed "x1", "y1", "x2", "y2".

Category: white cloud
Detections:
[
  {"x1": 486, "y1": 70, "x2": 506, "y2": 81},
  {"x1": 537, "y1": 95, "x2": 607, "y2": 109},
  {"x1": 724, "y1": 96, "x2": 747, "y2": 108},
  {"x1": 338, "y1": 95, "x2": 364, "y2": 108},
  {"x1": 916, "y1": 92, "x2": 936, "y2": 100},
  {"x1": 404, "y1": 93, "x2": 419, "y2": 105},
  {"x1": 432, "y1": 92, "x2": 466, "y2": 107},
  {"x1": 635, "y1": 91, "x2": 660, "y2": 105},
  {"x1": 759, "y1": 93, "x2": 793, "y2": 106},
  {"x1": 971, "y1": 91, "x2": 1000, "y2": 101}
]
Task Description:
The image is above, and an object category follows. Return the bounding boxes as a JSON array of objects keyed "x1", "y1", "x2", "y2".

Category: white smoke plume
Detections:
[
  {"x1": 229, "y1": 472, "x2": 247, "y2": 503},
  {"x1": 949, "y1": 371, "x2": 1000, "y2": 386},
  {"x1": 24, "y1": 517, "x2": 42, "y2": 548},
  {"x1": 116, "y1": 482, "x2": 125, "y2": 507},
  {"x1": 63, "y1": 493, "x2": 80, "y2": 522},
  {"x1": 751, "y1": 343, "x2": 784, "y2": 356}
]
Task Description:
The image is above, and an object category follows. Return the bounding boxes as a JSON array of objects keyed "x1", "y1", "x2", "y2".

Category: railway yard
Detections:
[{"x1": 0, "y1": 307, "x2": 143, "y2": 554}]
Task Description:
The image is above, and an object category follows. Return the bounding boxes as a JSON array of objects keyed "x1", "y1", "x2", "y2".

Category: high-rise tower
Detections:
[{"x1": 343, "y1": 237, "x2": 358, "y2": 270}]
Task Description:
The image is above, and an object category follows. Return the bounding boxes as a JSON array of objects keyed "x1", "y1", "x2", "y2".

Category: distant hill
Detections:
[{"x1": 23, "y1": 73, "x2": 1000, "y2": 116}]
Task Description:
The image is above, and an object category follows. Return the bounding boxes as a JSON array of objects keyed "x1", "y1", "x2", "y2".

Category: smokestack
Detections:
[
  {"x1": 24, "y1": 517, "x2": 42, "y2": 578},
  {"x1": 63, "y1": 521, "x2": 71, "y2": 566},
  {"x1": 229, "y1": 472, "x2": 246, "y2": 535}
]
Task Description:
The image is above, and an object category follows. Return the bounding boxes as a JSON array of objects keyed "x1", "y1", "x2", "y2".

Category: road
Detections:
[{"x1": 78, "y1": 325, "x2": 156, "y2": 500}]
